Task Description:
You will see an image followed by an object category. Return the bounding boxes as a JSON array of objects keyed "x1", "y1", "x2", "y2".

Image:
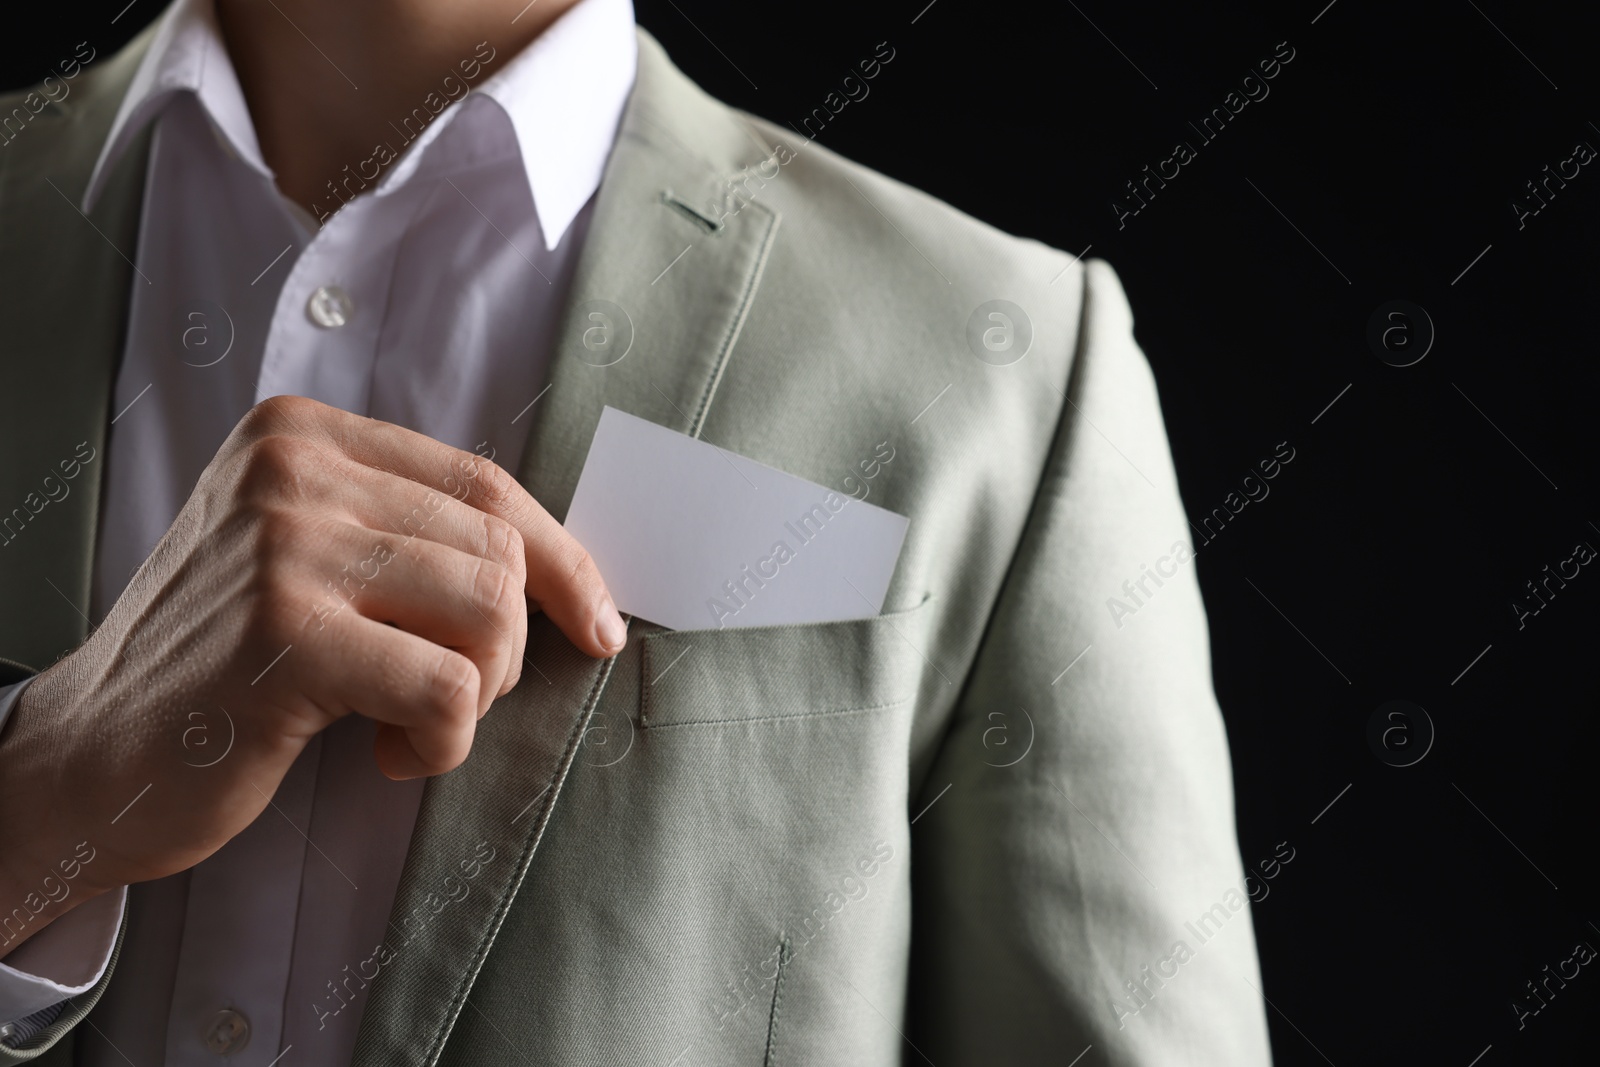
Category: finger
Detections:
[
  {"x1": 293, "y1": 611, "x2": 483, "y2": 778},
  {"x1": 231, "y1": 417, "x2": 533, "y2": 693},
  {"x1": 373, "y1": 722, "x2": 442, "y2": 781},
  {"x1": 323, "y1": 528, "x2": 522, "y2": 717},
  {"x1": 340, "y1": 463, "x2": 534, "y2": 694},
  {"x1": 312, "y1": 413, "x2": 626, "y2": 658},
  {"x1": 311, "y1": 471, "x2": 531, "y2": 699}
]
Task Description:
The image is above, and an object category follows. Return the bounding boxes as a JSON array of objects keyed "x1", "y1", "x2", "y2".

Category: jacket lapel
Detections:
[
  {"x1": 0, "y1": 35, "x2": 154, "y2": 679},
  {"x1": 351, "y1": 28, "x2": 781, "y2": 1066}
]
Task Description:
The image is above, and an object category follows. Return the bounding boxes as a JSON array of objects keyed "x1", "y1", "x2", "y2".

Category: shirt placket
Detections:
[
  {"x1": 256, "y1": 192, "x2": 404, "y2": 413},
  {"x1": 162, "y1": 735, "x2": 322, "y2": 1066}
]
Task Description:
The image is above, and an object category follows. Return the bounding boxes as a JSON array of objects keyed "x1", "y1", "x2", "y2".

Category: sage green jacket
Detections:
[{"x1": 0, "y1": 19, "x2": 1272, "y2": 1067}]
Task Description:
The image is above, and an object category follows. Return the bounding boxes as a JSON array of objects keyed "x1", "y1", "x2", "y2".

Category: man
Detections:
[{"x1": 0, "y1": 0, "x2": 1273, "y2": 1062}]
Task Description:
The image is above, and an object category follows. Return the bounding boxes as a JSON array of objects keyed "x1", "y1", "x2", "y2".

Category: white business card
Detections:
[{"x1": 563, "y1": 407, "x2": 909, "y2": 631}]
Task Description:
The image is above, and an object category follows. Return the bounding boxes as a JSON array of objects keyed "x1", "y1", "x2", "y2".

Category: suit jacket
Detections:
[{"x1": 0, "y1": 21, "x2": 1273, "y2": 1067}]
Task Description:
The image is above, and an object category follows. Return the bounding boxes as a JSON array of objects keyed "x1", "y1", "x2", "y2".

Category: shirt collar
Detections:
[
  {"x1": 82, "y1": 0, "x2": 264, "y2": 212},
  {"x1": 82, "y1": 0, "x2": 637, "y2": 251}
]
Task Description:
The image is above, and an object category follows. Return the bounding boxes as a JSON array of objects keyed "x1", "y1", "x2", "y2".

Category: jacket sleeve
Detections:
[
  {"x1": 0, "y1": 913, "x2": 123, "y2": 1065},
  {"x1": 908, "y1": 260, "x2": 1274, "y2": 1064}
]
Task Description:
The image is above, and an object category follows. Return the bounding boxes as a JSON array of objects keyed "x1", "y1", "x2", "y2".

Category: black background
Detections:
[{"x1": 6, "y1": 1, "x2": 1597, "y2": 1063}]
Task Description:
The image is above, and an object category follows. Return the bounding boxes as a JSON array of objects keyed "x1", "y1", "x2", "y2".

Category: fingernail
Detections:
[{"x1": 596, "y1": 600, "x2": 627, "y2": 653}]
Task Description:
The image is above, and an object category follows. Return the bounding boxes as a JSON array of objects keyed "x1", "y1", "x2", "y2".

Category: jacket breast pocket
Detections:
[{"x1": 637, "y1": 593, "x2": 937, "y2": 730}]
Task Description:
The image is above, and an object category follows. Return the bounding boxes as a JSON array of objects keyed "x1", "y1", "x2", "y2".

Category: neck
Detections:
[{"x1": 216, "y1": 0, "x2": 584, "y2": 217}]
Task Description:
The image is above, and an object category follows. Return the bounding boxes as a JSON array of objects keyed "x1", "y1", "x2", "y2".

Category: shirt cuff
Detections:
[
  {"x1": 0, "y1": 886, "x2": 126, "y2": 1025},
  {"x1": 0, "y1": 676, "x2": 36, "y2": 737}
]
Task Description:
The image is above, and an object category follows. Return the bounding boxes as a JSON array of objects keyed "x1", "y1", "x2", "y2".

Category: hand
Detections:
[{"x1": 0, "y1": 396, "x2": 624, "y2": 943}]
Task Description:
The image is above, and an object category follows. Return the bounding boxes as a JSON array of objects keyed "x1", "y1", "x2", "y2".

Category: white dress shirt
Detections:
[{"x1": 0, "y1": 0, "x2": 636, "y2": 1062}]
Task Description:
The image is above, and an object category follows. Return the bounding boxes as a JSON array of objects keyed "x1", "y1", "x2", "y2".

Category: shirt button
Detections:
[
  {"x1": 307, "y1": 285, "x2": 354, "y2": 328},
  {"x1": 201, "y1": 1008, "x2": 251, "y2": 1055}
]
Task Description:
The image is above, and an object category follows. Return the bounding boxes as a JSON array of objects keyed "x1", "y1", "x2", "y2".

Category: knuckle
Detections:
[
  {"x1": 468, "y1": 459, "x2": 519, "y2": 513},
  {"x1": 237, "y1": 395, "x2": 318, "y2": 438},
  {"x1": 468, "y1": 557, "x2": 517, "y2": 627},
  {"x1": 235, "y1": 399, "x2": 281, "y2": 439},
  {"x1": 428, "y1": 649, "x2": 479, "y2": 720},
  {"x1": 480, "y1": 513, "x2": 523, "y2": 574},
  {"x1": 432, "y1": 647, "x2": 476, "y2": 701},
  {"x1": 500, "y1": 656, "x2": 523, "y2": 696},
  {"x1": 239, "y1": 434, "x2": 316, "y2": 502}
]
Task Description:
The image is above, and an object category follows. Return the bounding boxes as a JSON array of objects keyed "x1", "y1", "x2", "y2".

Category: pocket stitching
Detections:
[
  {"x1": 643, "y1": 592, "x2": 935, "y2": 644},
  {"x1": 639, "y1": 592, "x2": 935, "y2": 730}
]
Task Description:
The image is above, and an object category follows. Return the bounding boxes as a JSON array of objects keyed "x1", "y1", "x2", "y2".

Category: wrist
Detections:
[
  {"x1": 0, "y1": 663, "x2": 113, "y2": 955},
  {"x1": 0, "y1": 849, "x2": 111, "y2": 960}
]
